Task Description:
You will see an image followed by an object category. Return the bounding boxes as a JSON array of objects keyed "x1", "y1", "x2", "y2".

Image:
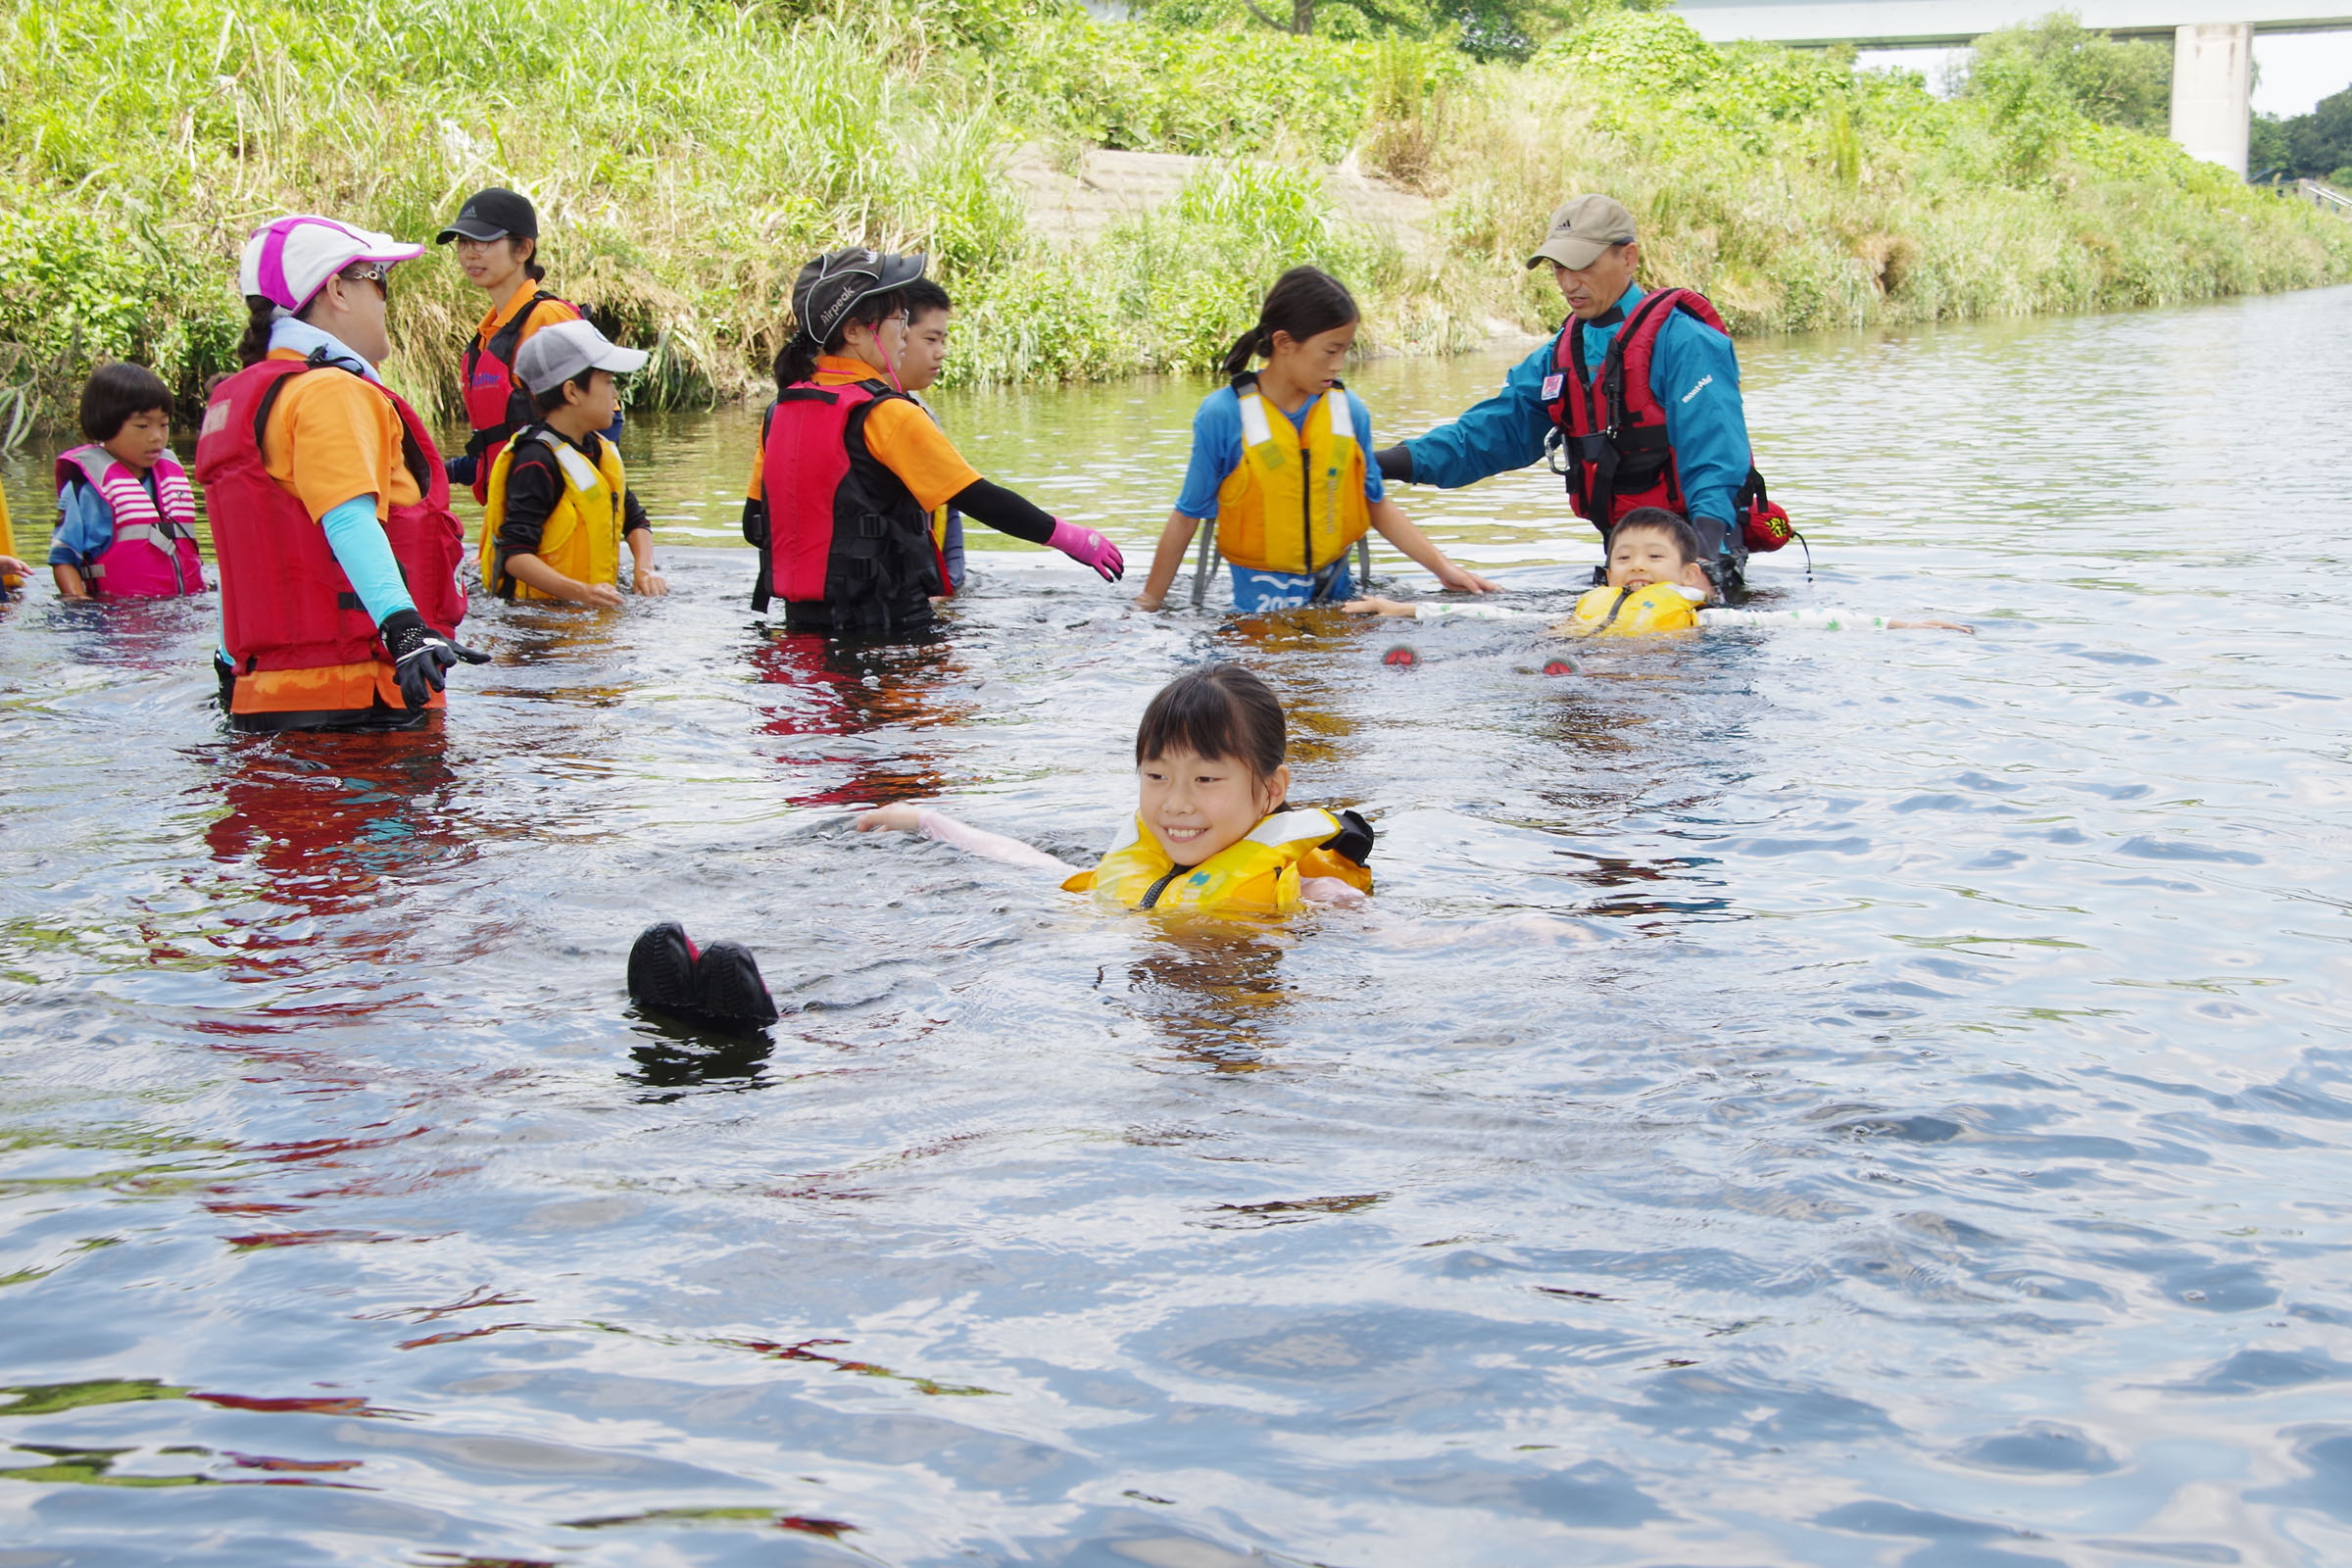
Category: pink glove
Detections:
[{"x1": 1048, "y1": 518, "x2": 1125, "y2": 582}]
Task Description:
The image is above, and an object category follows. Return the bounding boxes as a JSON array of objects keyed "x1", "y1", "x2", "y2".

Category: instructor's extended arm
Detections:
[
  {"x1": 1389, "y1": 339, "x2": 1558, "y2": 490},
  {"x1": 1652, "y1": 315, "x2": 1750, "y2": 533}
]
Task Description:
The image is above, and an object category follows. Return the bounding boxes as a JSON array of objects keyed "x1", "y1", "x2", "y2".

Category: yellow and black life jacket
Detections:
[
  {"x1": 481, "y1": 426, "x2": 626, "y2": 601},
  {"x1": 1212, "y1": 374, "x2": 1371, "y2": 576},
  {"x1": 1562, "y1": 582, "x2": 1702, "y2": 637},
  {"x1": 1061, "y1": 807, "x2": 1375, "y2": 916}
]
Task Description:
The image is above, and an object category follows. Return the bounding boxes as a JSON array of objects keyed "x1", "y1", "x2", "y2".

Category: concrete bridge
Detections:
[{"x1": 1678, "y1": 2, "x2": 2352, "y2": 175}]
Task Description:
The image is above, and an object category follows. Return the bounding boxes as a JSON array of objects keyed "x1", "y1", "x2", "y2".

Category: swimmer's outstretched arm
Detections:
[
  {"x1": 1345, "y1": 595, "x2": 1530, "y2": 620},
  {"x1": 855, "y1": 805, "x2": 1080, "y2": 875},
  {"x1": 1697, "y1": 608, "x2": 1975, "y2": 634}
]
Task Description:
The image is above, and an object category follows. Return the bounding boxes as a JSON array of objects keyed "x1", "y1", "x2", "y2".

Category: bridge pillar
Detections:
[{"x1": 2169, "y1": 23, "x2": 2252, "y2": 177}]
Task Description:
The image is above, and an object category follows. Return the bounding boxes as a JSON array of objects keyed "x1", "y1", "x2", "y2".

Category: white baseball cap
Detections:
[
  {"x1": 513, "y1": 318, "x2": 650, "y2": 395},
  {"x1": 239, "y1": 215, "x2": 425, "y2": 316}
]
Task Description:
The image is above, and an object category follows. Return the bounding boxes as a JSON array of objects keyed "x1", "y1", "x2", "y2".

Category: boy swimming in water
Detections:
[
  {"x1": 1348, "y1": 509, "x2": 1972, "y2": 636},
  {"x1": 856, "y1": 662, "x2": 1374, "y2": 915}
]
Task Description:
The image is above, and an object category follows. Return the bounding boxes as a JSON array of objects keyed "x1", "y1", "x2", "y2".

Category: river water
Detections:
[{"x1": 2, "y1": 286, "x2": 2350, "y2": 1566}]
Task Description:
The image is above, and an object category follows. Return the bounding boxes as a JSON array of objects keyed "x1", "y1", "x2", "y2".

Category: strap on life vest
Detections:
[
  {"x1": 464, "y1": 291, "x2": 565, "y2": 456},
  {"x1": 751, "y1": 398, "x2": 778, "y2": 612},
  {"x1": 1556, "y1": 288, "x2": 1705, "y2": 527}
]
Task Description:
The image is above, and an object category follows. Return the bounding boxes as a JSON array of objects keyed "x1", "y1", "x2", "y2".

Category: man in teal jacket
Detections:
[{"x1": 1376, "y1": 195, "x2": 1754, "y2": 588}]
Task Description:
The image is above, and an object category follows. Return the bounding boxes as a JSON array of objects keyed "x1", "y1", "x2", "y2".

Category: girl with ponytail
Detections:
[{"x1": 1134, "y1": 266, "x2": 1494, "y2": 612}]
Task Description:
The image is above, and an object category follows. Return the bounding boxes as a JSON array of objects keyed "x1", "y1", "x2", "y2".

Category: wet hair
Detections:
[
  {"x1": 1610, "y1": 508, "x2": 1701, "y2": 566},
  {"x1": 78, "y1": 361, "x2": 173, "y2": 441},
  {"x1": 1134, "y1": 663, "x2": 1286, "y2": 782},
  {"x1": 532, "y1": 368, "x2": 598, "y2": 416},
  {"x1": 774, "y1": 286, "x2": 908, "y2": 391},
  {"x1": 1219, "y1": 266, "x2": 1360, "y2": 378},
  {"x1": 902, "y1": 278, "x2": 953, "y2": 325}
]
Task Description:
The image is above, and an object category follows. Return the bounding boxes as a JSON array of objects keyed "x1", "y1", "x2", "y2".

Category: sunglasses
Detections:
[{"x1": 336, "y1": 262, "x2": 390, "y2": 296}]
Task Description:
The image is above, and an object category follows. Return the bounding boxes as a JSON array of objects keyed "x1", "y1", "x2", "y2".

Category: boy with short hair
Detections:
[
  {"x1": 1348, "y1": 507, "x2": 1971, "y2": 635},
  {"x1": 480, "y1": 319, "x2": 665, "y2": 606},
  {"x1": 898, "y1": 278, "x2": 965, "y2": 594}
]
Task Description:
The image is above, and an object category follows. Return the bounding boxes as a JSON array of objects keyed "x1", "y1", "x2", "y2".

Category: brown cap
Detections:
[{"x1": 1526, "y1": 194, "x2": 1637, "y2": 270}]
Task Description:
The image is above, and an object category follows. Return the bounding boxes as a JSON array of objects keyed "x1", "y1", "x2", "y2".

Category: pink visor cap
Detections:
[{"x1": 239, "y1": 216, "x2": 425, "y2": 315}]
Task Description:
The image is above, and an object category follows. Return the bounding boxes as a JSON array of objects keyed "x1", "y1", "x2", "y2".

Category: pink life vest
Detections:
[{"x1": 54, "y1": 445, "x2": 207, "y2": 598}]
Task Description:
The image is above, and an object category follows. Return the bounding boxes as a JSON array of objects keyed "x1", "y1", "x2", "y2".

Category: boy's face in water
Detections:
[
  {"x1": 104, "y1": 408, "x2": 172, "y2": 473},
  {"x1": 1605, "y1": 525, "x2": 1708, "y2": 592},
  {"x1": 1138, "y1": 748, "x2": 1291, "y2": 867},
  {"x1": 900, "y1": 307, "x2": 951, "y2": 392}
]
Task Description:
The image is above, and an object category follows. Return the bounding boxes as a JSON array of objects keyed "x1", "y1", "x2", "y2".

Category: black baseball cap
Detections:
[
  {"x1": 436, "y1": 187, "x2": 539, "y2": 245},
  {"x1": 792, "y1": 247, "x2": 928, "y2": 346}
]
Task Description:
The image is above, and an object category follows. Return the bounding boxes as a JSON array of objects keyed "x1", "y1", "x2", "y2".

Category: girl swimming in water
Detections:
[{"x1": 855, "y1": 662, "x2": 1374, "y2": 915}]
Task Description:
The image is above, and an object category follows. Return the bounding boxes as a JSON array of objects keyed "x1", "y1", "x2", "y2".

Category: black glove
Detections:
[
  {"x1": 1374, "y1": 444, "x2": 1414, "y2": 484},
  {"x1": 443, "y1": 452, "x2": 478, "y2": 488},
  {"x1": 380, "y1": 609, "x2": 490, "y2": 710}
]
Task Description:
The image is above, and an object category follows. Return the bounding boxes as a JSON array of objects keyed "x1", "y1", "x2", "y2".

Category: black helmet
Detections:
[{"x1": 792, "y1": 247, "x2": 927, "y2": 347}]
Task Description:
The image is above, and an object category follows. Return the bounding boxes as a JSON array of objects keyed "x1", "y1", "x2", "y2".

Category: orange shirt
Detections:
[
  {"x1": 745, "y1": 356, "x2": 979, "y2": 512},
  {"x1": 260, "y1": 350, "x2": 421, "y2": 521},
  {"x1": 237, "y1": 351, "x2": 432, "y2": 718},
  {"x1": 473, "y1": 283, "x2": 580, "y2": 353}
]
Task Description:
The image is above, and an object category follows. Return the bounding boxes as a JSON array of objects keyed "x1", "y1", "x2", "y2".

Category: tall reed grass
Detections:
[{"x1": 1, "y1": 0, "x2": 2343, "y2": 435}]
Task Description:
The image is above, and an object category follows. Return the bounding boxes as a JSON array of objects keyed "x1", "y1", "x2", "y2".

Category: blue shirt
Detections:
[
  {"x1": 1173, "y1": 384, "x2": 1386, "y2": 519},
  {"x1": 50, "y1": 470, "x2": 146, "y2": 567},
  {"x1": 1397, "y1": 284, "x2": 1750, "y2": 538}
]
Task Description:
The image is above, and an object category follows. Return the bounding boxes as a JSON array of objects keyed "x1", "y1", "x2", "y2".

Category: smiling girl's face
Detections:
[{"x1": 1138, "y1": 747, "x2": 1290, "y2": 866}]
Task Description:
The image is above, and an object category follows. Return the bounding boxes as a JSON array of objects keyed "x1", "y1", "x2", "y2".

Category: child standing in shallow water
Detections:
[
  {"x1": 50, "y1": 363, "x2": 206, "y2": 602},
  {"x1": 1134, "y1": 267, "x2": 1494, "y2": 612},
  {"x1": 897, "y1": 278, "x2": 967, "y2": 596}
]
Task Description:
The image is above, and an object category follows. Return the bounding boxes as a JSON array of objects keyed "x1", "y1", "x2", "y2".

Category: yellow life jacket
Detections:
[
  {"x1": 480, "y1": 426, "x2": 626, "y2": 601},
  {"x1": 1562, "y1": 582, "x2": 1702, "y2": 637},
  {"x1": 0, "y1": 484, "x2": 20, "y2": 591},
  {"x1": 1212, "y1": 375, "x2": 1370, "y2": 576},
  {"x1": 1061, "y1": 808, "x2": 1374, "y2": 916}
]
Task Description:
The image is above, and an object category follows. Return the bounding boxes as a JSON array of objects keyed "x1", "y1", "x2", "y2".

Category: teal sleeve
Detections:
[{"x1": 318, "y1": 495, "x2": 416, "y2": 625}]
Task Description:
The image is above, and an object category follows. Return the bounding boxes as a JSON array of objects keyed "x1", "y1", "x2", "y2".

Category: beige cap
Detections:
[{"x1": 1526, "y1": 194, "x2": 1637, "y2": 270}]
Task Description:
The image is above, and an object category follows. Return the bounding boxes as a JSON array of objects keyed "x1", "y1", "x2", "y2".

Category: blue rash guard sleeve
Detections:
[
  {"x1": 1396, "y1": 339, "x2": 1557, "y2": 490},
  {"x1": 1650, "y1": 311, "x2": 1750, "y2": 529},
  {"x1": 49, "y1": 480, "x2": 118, "y2": 567},
  {"x1": 318, "y1": 494, "x2": 416, "y2": 626}
]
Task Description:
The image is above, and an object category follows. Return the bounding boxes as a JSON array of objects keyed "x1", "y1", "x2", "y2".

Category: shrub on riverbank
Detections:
[
  {"x1": 1442, "y1": 14, "x2": 2352, "y2": 335},
  {"x1": 0, "y1": 0, "x2": 2344, "y2": 431}
]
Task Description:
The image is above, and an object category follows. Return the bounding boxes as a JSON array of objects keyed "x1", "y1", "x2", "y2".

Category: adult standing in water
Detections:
[
  {"x1": 437, "y1": 187, "x2": 583, "y2": 503},
  {"x1": 1376, "y1": 195, "x2": 1758, "y2": 591},
  {"x1": 744, "y1": 247, "x2": 1123, "y2": 640},
  {"x1": 194, "y1": 215, "x2": 483, "y2": 732}
]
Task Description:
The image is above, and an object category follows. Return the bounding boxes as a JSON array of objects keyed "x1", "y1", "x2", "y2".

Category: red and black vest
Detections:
[
  {"x1": 462, "y1": 290, "x2": 568, "y2": 503},
  {"x1": 1543, "y1": 286, "x2": 1793, "y2": 557},
  {"x1": 755, "y1": 379, "x2": 942, "y2": 637},
  {"x1": 194, "y1": 355, "x2": 468, "y2": 675},
  {"x1": 1544, "y1": 286, "x2": 1724, "y2": 529}
]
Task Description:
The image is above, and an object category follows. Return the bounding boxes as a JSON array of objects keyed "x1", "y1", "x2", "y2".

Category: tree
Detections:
[
  {"x1": 1960, "y1": 12, "x2": 2171, "y2": 133},
  {"x1": 2283, "y1": 85, "x2": 2352, "y2": 180}
]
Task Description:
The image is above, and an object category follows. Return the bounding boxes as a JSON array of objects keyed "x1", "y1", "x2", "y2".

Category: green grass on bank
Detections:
[{"x1": 1, "y1": 0, "x2": 2345, "y2": 429}]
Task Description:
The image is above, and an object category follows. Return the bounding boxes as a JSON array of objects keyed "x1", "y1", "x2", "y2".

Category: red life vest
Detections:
[
  {"x1": 755, "y1": 379, "x2": 943, "y2": 637},
  {"x1": 193, "y1": 356, "x2": 468, "y2": 678},
  {"x1": 1543, "y1": 287, "x2": 1793, "y2": 555},
  {"x1": 53, "y1": 445, "x2": 207, "y2": 598},
  {"x1": 462, "y1": 289, "x2": 569, "y2": 503}
]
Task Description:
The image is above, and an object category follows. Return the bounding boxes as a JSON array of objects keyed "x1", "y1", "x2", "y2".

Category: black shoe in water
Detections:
[
  {"x1": 692, "y1": 941, "x2": 779, "y2": 1027},
  {"x1": 627, "y1": 921, "x2": 701, "y2": 1015}
]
